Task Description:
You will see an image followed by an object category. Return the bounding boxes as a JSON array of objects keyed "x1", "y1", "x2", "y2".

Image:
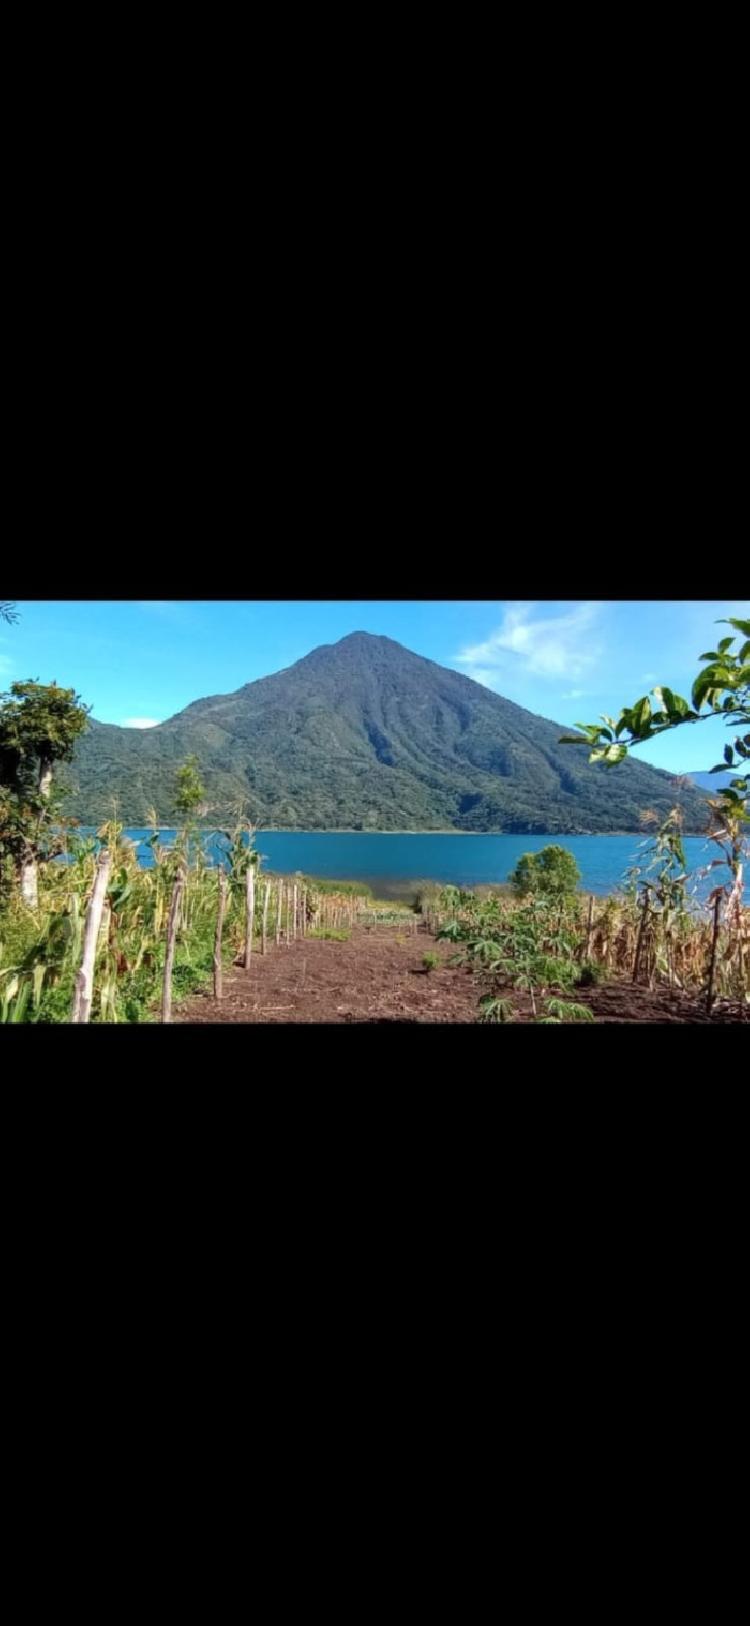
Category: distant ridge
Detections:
[
  {"x1": 66, "y1": 632, "x2": 711, "y2": 833},
  {"x1": 685, "y1": 769, "x2": 735, "y2": 791}
]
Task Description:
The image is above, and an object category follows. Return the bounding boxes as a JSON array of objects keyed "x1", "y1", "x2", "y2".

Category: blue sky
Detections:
[{"x1": 1, "y1": 599, "x2": 747, "y2": 773}]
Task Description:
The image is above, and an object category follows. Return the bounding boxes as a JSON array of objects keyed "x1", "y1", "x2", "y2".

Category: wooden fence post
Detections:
[
  {"x1": 276, "y1": 879, "x2": 283, "y2": 946},
  {"x1": 161, "y1": 861, "x2": 186, "y2": 1024},
  {"x1": 244, "y1": 864, "x2": 256, "y2": 969},
  {"x1": 262, "y1": 881, "x2": 270, "y2": 955},
  {"x1": 293, "y1": 883, "x2": 298, "y2": 940},
  {"x1": 213, "y1": 869, "x2": 227, "y2": 999},
  {"x1": 632, "y1": 894, "x2": 650, "y2": 984},
  {"x1": 71, "y1": 848, "x2": 112, "y2": 1024},
  {"x1": 584, "y1": 895, "x2": 595, "y2": 961},
  {"x1": 301, "y1": 888, "x2": 307, "y2": 937},
  {"x1": 706, "y1": 891, "x2": 722, "y2": 1015}
]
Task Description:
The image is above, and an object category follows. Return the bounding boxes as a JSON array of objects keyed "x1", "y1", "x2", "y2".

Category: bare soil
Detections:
[
  {"x1": 175, "y1": 923, "x2": 747, "y2": 1024},
  {"x1": 176, "y1": 923, "x2": 478, "y2": 1023}
]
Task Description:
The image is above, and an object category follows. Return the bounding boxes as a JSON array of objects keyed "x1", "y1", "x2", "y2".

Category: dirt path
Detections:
[{"x1": 176, "y1": 924, "x2": 480, "y2": 1024}]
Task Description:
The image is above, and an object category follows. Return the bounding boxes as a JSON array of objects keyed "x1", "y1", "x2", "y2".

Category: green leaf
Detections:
[
  {"x1": 693, "y1": 674, "x2": 717, "y2": 708},
  {"x1": 653, "y1": 686, "x2": 675, "y2": 713},
  {"x1": 724, "y1": 744, "x2": 734, "y2": 765},
  {"x1": 740, "y1": 641, "x2": 750, "y2": 663},
  {"x1": 717, "y1": 636, "x2": 736, "y2": 655},
  {"x1": 631, "y1": 697, "x2": 652, "y2": 733},
  {"x1": 718, "y1": 617, "x2": 750, "y2": 637},
  {"x1": 698, "y1": 652, "x2": 720, "y2": 662}
]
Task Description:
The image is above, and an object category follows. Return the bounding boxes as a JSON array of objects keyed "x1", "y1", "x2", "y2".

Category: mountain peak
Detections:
[
  {"x1": 68, "y1": 633, "x2": 711, "y2": 833},
  {"x1": 339, "y1": 631, "x2": 385, "y2": 641},
  {"x1": 332, "y1": 631, "x2": 405, "y2": 649}
]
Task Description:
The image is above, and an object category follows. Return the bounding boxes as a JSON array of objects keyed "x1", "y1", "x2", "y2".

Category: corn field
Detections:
[{"x1": 0, "y1": 824, "x2": 374, "y2": 1024}]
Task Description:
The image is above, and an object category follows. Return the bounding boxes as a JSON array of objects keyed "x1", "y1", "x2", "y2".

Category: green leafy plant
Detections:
[
  {"x1": 538, "y1": 998, "x2": 595, "y2": 1024},
  {"x1": 479, "y1": 995, "x2": 515, "y2": 1023},
  {"x1": 422, "y1": 952, "x2": 439, "y2": 973}
]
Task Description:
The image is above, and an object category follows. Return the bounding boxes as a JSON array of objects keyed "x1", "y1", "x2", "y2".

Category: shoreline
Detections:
[{"x1": 80, "y1": 825, "x2": 709, "y2": 839}]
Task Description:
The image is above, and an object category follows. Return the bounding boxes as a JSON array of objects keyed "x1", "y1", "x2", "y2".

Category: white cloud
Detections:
[
  {"x1": 122, "y1": 716, "x2": 161, "y2": 728},
  {"x1": 456, "y1": 602, "x2": 604, "y2": 682},
  {"x1": 561, "y1": 688, "x2": 587, "y2": 699}
]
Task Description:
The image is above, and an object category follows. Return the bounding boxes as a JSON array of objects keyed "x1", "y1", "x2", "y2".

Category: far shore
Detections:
[{"x1": 78, "y1": 825, "x2": 710, "y2": 839}]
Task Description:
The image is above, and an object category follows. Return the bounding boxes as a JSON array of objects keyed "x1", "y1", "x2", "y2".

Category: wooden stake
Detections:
[
  {"x1": 213, "y1": 869, "x2": 227, "y2": 999},
  {"x1": 71, "y1": 848, "x2": 112, "y2": 1024},
  {"x1": 301, "y1": 888, "x2": 307, "y2": 937},
  {"x1": 244, "y1": 864, "x2": 256, "y2": 969},
  {"x1": 261, "y1": 881, "x2": 270, "y2": 955},
  {"x1": 161, "y1": 862, "x2": 186, "y2": 1025},
  {"x1": 276, "y1": 879, "x2": 283, "y2": 946},
  {"x1": 706, "y1": 891, "x2": 722, "y2": 1015},
  {"x1": 584, "y1": 895, "x2": 595, "y2": 960},
  {"x1": 293, "y1": 883, "x2": 298, "y2": 940},
  {"x1": 632, "y1": 894, "x2": 650, "y2": 984}
]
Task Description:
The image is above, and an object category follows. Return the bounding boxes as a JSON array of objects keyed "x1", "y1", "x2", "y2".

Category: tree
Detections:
[
  {"x1": 0, "y1": 680, "x2": 90, "y2": 906},
  {"x1": 559, "y1": 615, "x2": 749, "y2": 825},
  {"x1": 510, "y1": 844, "x2": 581, "y2": 897},
  {"x1": 174, "y1": 756, "x2": 206, "y2": 823}
]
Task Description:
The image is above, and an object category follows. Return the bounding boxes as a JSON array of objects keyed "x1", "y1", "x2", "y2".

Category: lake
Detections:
[{"x1": 81, "y1": 829, "x2": 722, "y2": 907}]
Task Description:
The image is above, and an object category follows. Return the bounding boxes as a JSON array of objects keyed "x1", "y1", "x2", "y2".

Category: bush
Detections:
[
  {"x1": 576, "y1": 960, "x2": 605, "y2": 988},
  {"x1": 510, "y1": 845, "x2": 581, "y2": 898},
  {"x1": 422, "y1": 952, "x2": 439, "y2": 973}
]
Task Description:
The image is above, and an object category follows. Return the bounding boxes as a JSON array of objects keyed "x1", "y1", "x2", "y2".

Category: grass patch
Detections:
[
  {"x1": 308, "y1": 927, "x2": 351, "y2": 941},
  {"x1": 299, "y1": 876, "x2": 372, "y2": 898}
]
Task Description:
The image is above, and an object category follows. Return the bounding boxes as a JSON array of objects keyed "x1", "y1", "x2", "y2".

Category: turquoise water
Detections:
[{"x1": 81, "y1": 828, "x2": 721, "y2": 907}]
